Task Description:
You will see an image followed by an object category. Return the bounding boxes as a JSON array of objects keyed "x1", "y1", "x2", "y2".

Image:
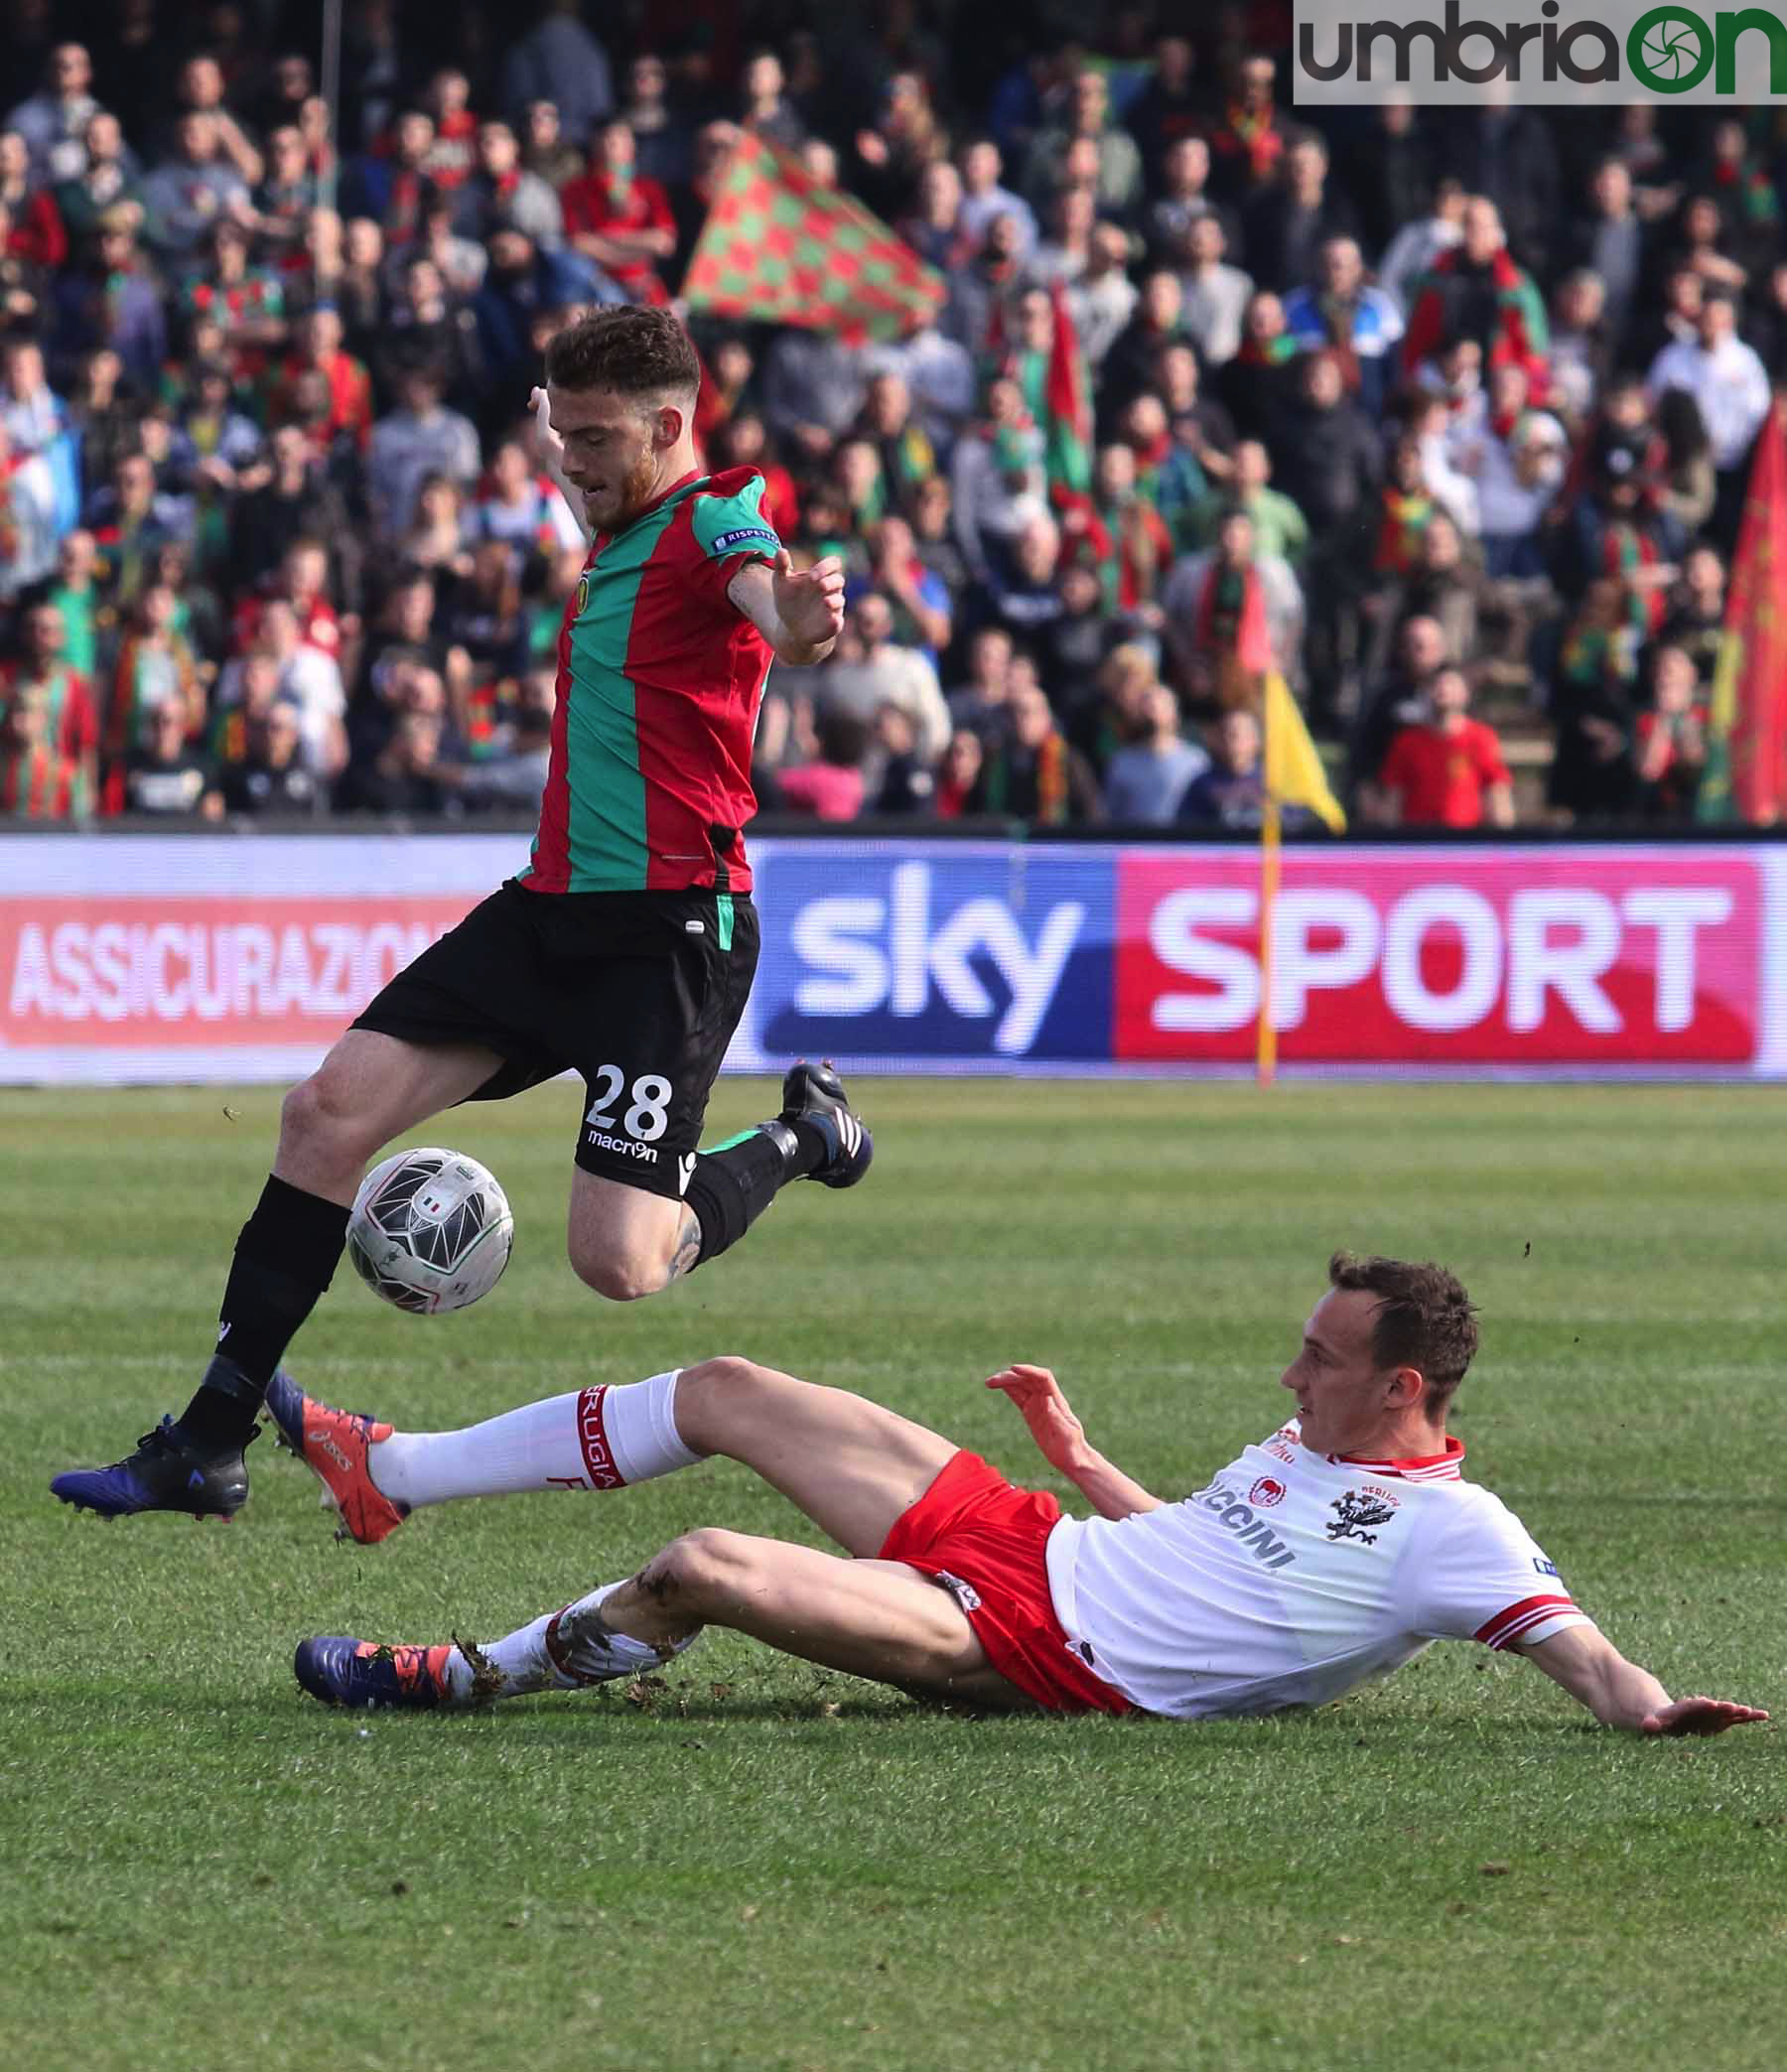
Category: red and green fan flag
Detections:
[
  {"x1": 1699, "y1": 399, "x2": 1787, "y2": 825},
  {"x1": 682, "y1": 137, "x2": 944, "y2": 346},
  {"x1": 1041, "y1": 280, "x2": 1093, "y2": 496}
]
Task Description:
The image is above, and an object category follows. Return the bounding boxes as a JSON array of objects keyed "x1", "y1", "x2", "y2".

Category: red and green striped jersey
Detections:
[{"x1": 521, "y1": 468, "x2": 780, "y2": 896}]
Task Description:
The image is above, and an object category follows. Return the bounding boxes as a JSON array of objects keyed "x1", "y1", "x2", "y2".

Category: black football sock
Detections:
[
  {"x1": 681, "y1": 1120, "x2": 825, "y2": 1269},
  {"x1": 176, "y1": 1175, "x2": 349, "y2": 1449}
]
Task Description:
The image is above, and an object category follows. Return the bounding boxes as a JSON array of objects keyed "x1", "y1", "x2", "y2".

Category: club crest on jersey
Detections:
[
  {"x1": 1249, "y1": 1476, "x2": 1287, "y2": 1508},
  {"x1": 575, "y1": 573, "x2": 590, "y2": 616},
  {"x1": 1325, "y1": 1489, "x2": 1399, "y2": 1545}
]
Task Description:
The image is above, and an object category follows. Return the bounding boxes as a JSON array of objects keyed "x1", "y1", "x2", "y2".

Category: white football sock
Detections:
[
  {"x1": 443, "y1": 1582, "x2": 701, "y2": 1702},
  {"x1": 368, "y1": 1370, "x2": 700, "y2": 1508}
]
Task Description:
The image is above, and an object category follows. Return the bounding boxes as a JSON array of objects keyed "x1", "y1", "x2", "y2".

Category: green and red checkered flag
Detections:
[{"x1": 682, "y1": 137, "x2": 944, "y2": 346}]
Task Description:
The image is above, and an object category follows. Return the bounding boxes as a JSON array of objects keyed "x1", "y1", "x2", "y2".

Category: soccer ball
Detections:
[{"x1": 347, "y1": 1148, "x2": 514, "y2": 1313}]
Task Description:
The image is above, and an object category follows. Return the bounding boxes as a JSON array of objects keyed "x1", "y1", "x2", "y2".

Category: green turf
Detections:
[{"x1": 3, "y1": 1080, "x2": 1782, "y2": 2072}]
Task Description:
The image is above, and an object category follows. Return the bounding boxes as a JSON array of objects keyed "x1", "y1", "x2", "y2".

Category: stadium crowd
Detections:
[{"x1": 1, "y1": 1, "x2": 1782, "y2": 832}]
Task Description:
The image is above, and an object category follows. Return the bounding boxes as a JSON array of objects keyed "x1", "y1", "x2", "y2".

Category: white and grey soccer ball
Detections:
[{"x1": 347, "y1": 1148, "x2": 514, "y2": 1313}]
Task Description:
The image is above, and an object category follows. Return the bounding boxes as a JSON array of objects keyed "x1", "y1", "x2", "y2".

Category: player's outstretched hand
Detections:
[
  {"x1": 987, "y1": 1364, "x2": 1087, "y2": 1474},
  {"x1": 1639, "y1": 1697, "x2": 1770, "y2": 1737},
  {"x1": 772, "y1": 548, "x2": 845, "y2": 649}
]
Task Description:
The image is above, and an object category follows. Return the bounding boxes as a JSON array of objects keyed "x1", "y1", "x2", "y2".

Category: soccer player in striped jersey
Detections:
[
  {"x1": 283, "y1": 1252, "x2": 1765, "y2": 1736},
  {"x1": 54, "y1": 307, "x2": 870, "y2": 1527}
]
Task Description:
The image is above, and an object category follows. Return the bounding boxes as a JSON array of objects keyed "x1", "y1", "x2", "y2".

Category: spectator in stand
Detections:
[
  {"x1": 815, "y1": 592, "x2": 949, "y2": 763},
  {"x1": 456, "y1": 119, "x2": 563, "y2": 252},
  {"x1": 1221, "y1": 289, "x2": 1301, "y2": 447},
  {"x1": 1632, "y1": 643, "x2": 1709, "y2": 822},
  {"x1": 1245, "y1": 135, "x2": 1359, "y2": 299},
  {"x1": 957, "y1": 137, "x2": 1036, "y2": 256},
  {"x1": 1377, "y1": 176, "x2": 1465, "y2": 319},
  {"x1": 5, "y1": 43, "x2": 98, "y2": 185},
  {"x1": 105, "y1": 693, "x2": 219, "y2": 817},
  {"x1": 949, "y1": 375, "x2": 1045, "y2": 583},
  {"x1": 1102, "y1": 677, "x2": 1208, "y2": 824},
  {"x1": 0, "y1": 676, "x2": 88, "y2": 818},
  {"x1": 871, "y1": 702, "x2": 941, "y2": 814},
  {"x1": 1372, "y1": 664, "x2": 1514, "y2": 829},
  {"x1": 335, "y1": 704, "x2": 461, "y2": 817},
  {"x1": 468, "y1": 436, "x2": 584, "y2": 558},
  {"x1": 0, "y1": 124, "x2": 66, "y2": 269},
  {"x1": 1176, "y1": 706, "x2": 1277, "y2": 830},
  {"x1": 1269, "y1": 351, "x2": 1380, "y2": 715},
  {"x1": 1283, "y1": 236, "x2": 1406, "y2": 416},
  {"x1": 397, "y1": 473, "x2": 475, "y2": 585},
  {"x1": 1352, "y1": 103, "x2": 1437, "y2": 266},
  {"x1": 218, "y1": 698, "x2": 325, "y2": 816},
  {"x1": 1100, "y1": 267, "x2": 1194, "y2": 428},
  {"x1": 0, "y1": 411, "x2": 61, "y2": 598},
  {"x1": 139, "y1": 110, "x2": 252, "y2": 275},
  {"x1": 1162, "y1": 506, "x2": 1303, "y2": 696},
  {"x1": 47, "y1": 527, "x2": 103, "y2": 681},
  {"x1": 777, "y1": 707, "x2": 871, "y2": 822},
  {"x1": 1647, "y1": 292, "x2": 1771, "y2": 548},
  {"x1": 559, "y1": 118, "x2": 675, "y2": 307},
  {"x1": 520, "y1": 99, "x2": 585, "y2": 195},
  {"x1": 862, "y1": 515, "x2": 952, "y2": 663},
  {"x1": 933, "y1": 726, "x2": 985, "y2": 817},
  {"x1": 1362, "y1": 511, "x2": 1490, "y2": 687},
  {"x1": 1205, "y1": 54, "x2": 1287, "y2": 207},
  {"x1": 1444, "y1": 360, "x2": 1568, "y2": 579},
  {"x1": 1656, "y1": 543, "x2": 1725, "y2": 691},
  {"x1": 366, "y1": 361, "x2": 481, "y2": 543},
  {"x1": 1176, "y1": 213, "x2": 1253, "y2": 370},
  {"x1": 1022, "y1": 69, "x2": 1141, "y2": 219},
  {"x1": 617, "y1": 54, "x2": 691, "y2": 196},
  {"x1": 457, "y1": 664, "x2": 555, "y2": 811},
  {"x1": 1188, "y1": 438, "x2": 1306, "y2": 566},
  {"x1": 973, "y1": 675, "x2": 1102, "y2": 824},
  {"x1": 761, "y1": 326, "x2": 868, "y2": 466},
  {"x1": 103, "y1": 578, "x2": 204, "y2": 763},
  {"x1": 946, "y1": 624, "x2": 1014, "y2": 742},
  {"x1": 0, "y1": 592, "x2": 98, "y2": 788},
  {"x1": 1350, "y1": 612, "x2": 1450, "y2": 801},
  {"x1": 1546, "y1": 578, "x2": 1640, "y2": 823},
  {"x1": 254, "y1": 125, "x2": 320, "y2": 256},
  {"x1": 1561, "y1": 159, "x2": 1644, "y2": 353},
  {"x1": 1400, "y1": 198, "x2": 1548, "y2": 398},
  {"x1": 1546, "y1": 271, "x2": 1613, "y2": 435},
  {"x1": 499, "y1": 4, "x2": 613, "y2": 148},
  {"x1": 973, "y1": 507, "x2": 1071, "y2": 652},
  {"x1": 1145, "y1": 136, "x2": 1233, "y2": 270},
  {"x1": 1027, "y1": 182, "x2": 1097, "y2": 290},
  {"x1": 1068, "y1": 222, "x2": 1140, "y2": 367}
]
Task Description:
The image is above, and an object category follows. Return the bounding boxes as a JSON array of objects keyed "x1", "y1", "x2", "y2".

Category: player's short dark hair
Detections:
[
  {"x1": 1327, "y1": 1251, "x2": 1479, "y2": 1410},
  {"x1": 544, "y1": 307, "x2": 700, "y2": 403}
]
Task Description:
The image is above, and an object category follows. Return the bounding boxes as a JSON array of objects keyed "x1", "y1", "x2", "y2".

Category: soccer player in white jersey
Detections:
[{"x1": 282, "y1": 1253, "x2": 1766, "y2": 1733}]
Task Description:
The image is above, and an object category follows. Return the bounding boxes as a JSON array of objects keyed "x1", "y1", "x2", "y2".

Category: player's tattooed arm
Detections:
[
  {"x1": 1517, "y1": 1624, "x2": 1769, "y2": 1735},
  {"x1": 986, "y1": 1364, "x2": 1165, "y2": 1519},
  {"x1": 728, "y1": 551, "x2": 845, "y2": 665}
]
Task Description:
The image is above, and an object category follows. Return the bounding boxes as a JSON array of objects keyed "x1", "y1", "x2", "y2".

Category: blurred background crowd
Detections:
[{"x1": 2, "y1": 0, "x2": 1783, "y2": 833}]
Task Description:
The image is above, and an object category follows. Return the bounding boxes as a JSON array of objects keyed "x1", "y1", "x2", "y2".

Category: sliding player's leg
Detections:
[
  {"x1": 50, "y1": 1029, "x2": 502, "y2": 1523},
  {"x1": 268, "y1": 1353, "x2": 959, "y2": 1553},
  {"x1": 295, "y1": 1530, "x2": 1028, "y2": 1713}
]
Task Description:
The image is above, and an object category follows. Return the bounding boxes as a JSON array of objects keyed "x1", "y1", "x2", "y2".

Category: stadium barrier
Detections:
[{"x1": 2, "y1": 832, "x2": 1783, "y2": 1082}]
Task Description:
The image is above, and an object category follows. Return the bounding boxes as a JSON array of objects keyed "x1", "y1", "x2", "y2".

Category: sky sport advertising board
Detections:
[{"x1": 0, "y1": 835, "x2": 1782, "y2": 1082}]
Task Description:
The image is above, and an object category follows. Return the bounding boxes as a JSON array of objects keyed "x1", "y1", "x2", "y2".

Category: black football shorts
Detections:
[{"x1": 352, "y1": 878, "x2": 759, "y2": 1199}]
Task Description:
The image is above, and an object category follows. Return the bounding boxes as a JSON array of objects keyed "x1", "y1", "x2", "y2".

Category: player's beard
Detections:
[{"x1": 601, "y1": 442, "x2": 663, "y2": 531}]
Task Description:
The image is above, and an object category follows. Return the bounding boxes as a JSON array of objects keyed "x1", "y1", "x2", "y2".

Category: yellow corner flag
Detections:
[{"x1": 1263, "y1": 670, "x2": 1345, "y2": 833}]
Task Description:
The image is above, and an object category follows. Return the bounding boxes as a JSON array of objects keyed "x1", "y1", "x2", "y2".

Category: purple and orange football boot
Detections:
[
  {"x1": 294, "y1": 1636, "x2": 460, "y2": 1710},
  {"x1": 264, "y1": 1370, "x2": 409, "y2": 1545}
]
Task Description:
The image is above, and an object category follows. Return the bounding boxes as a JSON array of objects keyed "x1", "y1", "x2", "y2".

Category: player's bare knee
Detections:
[
  {"x1": 566, "y1": 1232, "x2": 663, "y2": 1303},
  {"x1": 279, "y1": 1071, "x2": 370, "y2": 1167},
  {"x1": 643, "y1": 1528, "x2": 753, "y2": 1608},
  {"x1": 672, "y1": 1356, "x2": 771, "y2": 1449}
]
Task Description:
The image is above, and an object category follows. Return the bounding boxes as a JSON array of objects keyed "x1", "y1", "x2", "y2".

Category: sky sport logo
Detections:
[{"x1": 1293, "y1": 0, "x2": 1787, "y2": 103}]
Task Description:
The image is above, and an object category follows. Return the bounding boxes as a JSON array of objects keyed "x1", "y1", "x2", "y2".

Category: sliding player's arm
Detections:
[
  {"x1": 529, "y1": 384, "x2": 590, "y2": 535},
  {"x1": 727, "y1": 550, "x2": 844, "y2": 666},
  {"x1": 1517, "y1": 1623, "x2": 1768, "y2": 1736},
  {"x1": 986, "y1": 1364, "x2": 1164, "y2": 1519}
]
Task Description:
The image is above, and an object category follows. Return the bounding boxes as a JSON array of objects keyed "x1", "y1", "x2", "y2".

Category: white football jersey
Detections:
[{"x1": 1044, "y1": 1421, "x2": 1587, "y2": 1720}]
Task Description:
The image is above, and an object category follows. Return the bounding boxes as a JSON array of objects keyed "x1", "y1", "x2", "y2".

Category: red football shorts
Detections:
[{"x1": 879, "y1": 1450, "x2": 1134, "y2": 1716}]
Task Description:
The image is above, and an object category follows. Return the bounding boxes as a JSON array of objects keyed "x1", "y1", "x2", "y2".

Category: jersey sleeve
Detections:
[
  {"x1": 687, "y1": 474, "x2": 782, "y2": 609},
  {"x1": 1408, "y1": 1490, "x2": 1590, "y2": 1652}
]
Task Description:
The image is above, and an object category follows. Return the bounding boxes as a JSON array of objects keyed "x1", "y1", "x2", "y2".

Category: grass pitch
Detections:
[{"x1": 3, "y1": 1079, "x2": 1783, "y2": 2072}]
